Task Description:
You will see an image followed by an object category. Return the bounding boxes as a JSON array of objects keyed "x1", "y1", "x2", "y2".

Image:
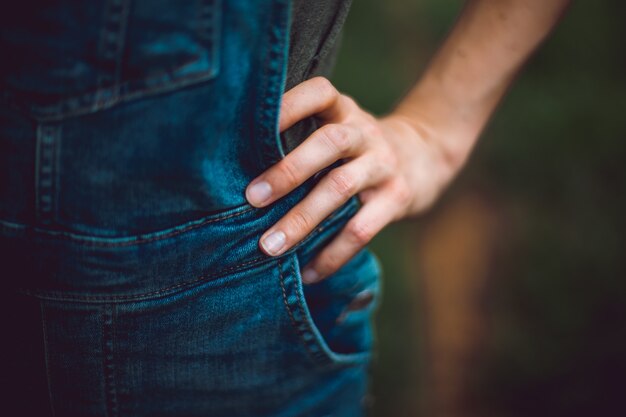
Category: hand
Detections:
[{"x1": 245, "y1": 76, "x2": 458, "y2": 283}]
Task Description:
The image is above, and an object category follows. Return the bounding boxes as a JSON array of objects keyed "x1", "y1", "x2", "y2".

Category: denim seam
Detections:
[
  {"x1": 112, "y1": 0, "x2": 130, "y2": 90},
  {"x1": 102, "y1": 304, "x2": 119, "y2": 417},
  {"x1": 278, "y1": 256, "x2": 316, "y2": 364},
  {"x1": 283, "y1": 251, "x2": 373, "y2": 369},
  {"x1": 199, "y1": 0, "x2": 220, "y2": 77},
  {"x1": 35, "y1": 124, "x2": 61, "y2": 226},
  {"x1": 96, "y1": 0, "x2": 129, "y2": 93},
  {"x1": 53, "y1": 124, "x2": 62, "y2": 224},
  {"x1": 17, "y1": 212, "x2": 328, "y2": 302},
  {"x1": 40, "y1": 303, "x2": 57, "y2": 417},
  {"x1": 11, "y1": 67, "x2": 220, "y2": 122},
  {"x1": 0, "y1": 187, "x2": 357, "y2": 247},
  {"x1": 19, "y1": 255, "x2": 266, "y2": 302},
  {"x1": 0, "y1": 205, "x2": 257, "y2": 246},
  {"x1": 16, "y1": 197, "x2": 358, "y2": 302},
  {"x1": 255, "y1": 0, "x2": 290, "y2": 169},
  {"x1": 278, "y1": 256, "x2": 328, "y2": 366},
  {"x1": 289, "y1": 256, "x2": 332, "y2": 367},
  {"x1": 255, "y1": 3, "x2": 274, "y2": 169},
  {"x1": 3, "y1": 0, "x2": 221, "y2": 122}
]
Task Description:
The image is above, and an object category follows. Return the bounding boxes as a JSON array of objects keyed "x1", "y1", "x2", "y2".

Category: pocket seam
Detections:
[
  {"x1": 5, "y1": 0, "x2": 222, "y2": 123},
  {"x1": 39, "y1": 302, "x2": 56, "y2": 416},
  {"x1": 0, "y1": 203, "x2": 256, "y2": 247},
  {"x1": 278, "y1": 254, "x2": 332, "y2": 368},
  {"x1": 12, "y1": 198, "x2": 357, "y2": 303},
  {"x1": 278, "y1": 252, "x2": 372, "y2": 370}
]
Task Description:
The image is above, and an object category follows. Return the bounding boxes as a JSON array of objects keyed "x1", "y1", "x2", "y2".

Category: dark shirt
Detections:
[{"x1": 281, "y1": 0, "x2": 353, "y2": 153}]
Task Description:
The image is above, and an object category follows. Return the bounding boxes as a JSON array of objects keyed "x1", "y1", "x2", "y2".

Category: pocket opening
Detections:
[{"x1": 278, "y1": 249, "x2": 381, "y2": 370}]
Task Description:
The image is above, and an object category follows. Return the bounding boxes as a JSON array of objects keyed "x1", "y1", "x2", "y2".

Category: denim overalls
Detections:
[{"x1": 1, "y1": 1, "x2": 383, "y2": 416}]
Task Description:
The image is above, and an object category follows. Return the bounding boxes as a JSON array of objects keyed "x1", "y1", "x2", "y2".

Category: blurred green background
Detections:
[{"x1": 330, "y1": 1, "x2": 626, "y2": 416}]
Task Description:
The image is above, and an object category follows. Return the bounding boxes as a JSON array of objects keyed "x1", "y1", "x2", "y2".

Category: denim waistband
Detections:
[{"x1": 2, "y1": 166, "x2": 361, "y2": 303}]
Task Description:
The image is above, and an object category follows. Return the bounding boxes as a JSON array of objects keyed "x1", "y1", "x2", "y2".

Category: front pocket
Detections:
[
  {"x1": 277, "y1": 247, "x2": 383, "y2": 370},
  {"x1": 1, "y1": 0, "x2": 222, "y2": 121}
]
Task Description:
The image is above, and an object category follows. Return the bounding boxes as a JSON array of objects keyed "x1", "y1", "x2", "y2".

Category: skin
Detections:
[{"x1": 245, "y1": 0, "x2": 571, "y2": 284}]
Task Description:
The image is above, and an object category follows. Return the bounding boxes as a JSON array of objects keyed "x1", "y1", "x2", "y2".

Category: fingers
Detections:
[
  {"x1": 246, "y1": 76, "x2": 369, "y2": 207},
  {"x1": 299, "y1": 181, "x2": 411, "y2": 284},
  {"x1": 246, "y1": 76, "x2": 407, "y2": 275},
  {"x1": 245, "y1": 122, "x2": 364, "y2": 207},
  {"x1": 279, "y1": 76, "x2": 355, "y2": 132},
  {"x1": 257, "y1": 154, "x2": 390, "y2": 257}
]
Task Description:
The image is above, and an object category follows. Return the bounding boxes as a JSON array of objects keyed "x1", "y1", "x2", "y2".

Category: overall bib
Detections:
[{"x1": 0, "y1": 1, "x2": 383, "y2": 415}]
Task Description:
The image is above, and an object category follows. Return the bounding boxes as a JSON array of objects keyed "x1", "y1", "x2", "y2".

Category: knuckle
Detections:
[
  {"x1": 377, "y1": 147, "x2": 399, "y2": 178},
  {"x1": 313, "y1": 76, "x2": 338, "y2": 99},
  {"x1": 328, "y1": 168, "x2": 357, "y2": 198},
  {"x1": 390, "y1": 178, "x2": 412, "y2": 206},
  {"x1": 321, "y1": 123, "x2": 352, "y2": 154},
  {"x1": 346, "y1": 219, "x2": 375, "y2": 245},
  {"x1": 318, "y1": 252, "x2": 343, "y2": 276},
  {"x1": 287, "y1": 209, "x2": 314, "y2": 234},
  {"x1": 277, "y1": 159, "x2": 300, "y2": 188},
  {"x1": 361, "y1": 116, "x2": 383, "y2": 139},
  {"x1": 339, "y1": 94, "x2": 358, "y2": 110},
  {"x1": 280, "y1": 98, "x2": 296, "y2": 120}
]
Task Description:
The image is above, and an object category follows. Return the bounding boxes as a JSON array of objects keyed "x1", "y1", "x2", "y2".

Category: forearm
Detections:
[{"x1": 387, "y1": 0, "x2": 570, "y2": 172}]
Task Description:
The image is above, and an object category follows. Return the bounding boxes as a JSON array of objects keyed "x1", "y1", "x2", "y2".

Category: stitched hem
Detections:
[
  {"x1": 279, "y1": 256, "x2": 320, "y2": 365},
  {"x1": 16, "y1": 196, "x2": 358, "y2": 303},
  {"x1": 40, "y1": 303, "x2": 57, "y2": 417},
  {"x1": 102, "y1": 305, "x2": 118, "y2": 417},
  {"x1": 0, "y1": 204, "x2": 256, "y2": 247}
]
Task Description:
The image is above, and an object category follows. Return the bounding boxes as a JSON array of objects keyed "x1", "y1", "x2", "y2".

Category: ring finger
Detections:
[{"x1": 299, "y1": 186, "x2": 401, "y2": 283}]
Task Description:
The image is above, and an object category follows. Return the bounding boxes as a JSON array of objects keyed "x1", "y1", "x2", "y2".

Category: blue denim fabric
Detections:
[{"x1": 1, "y1": 1, "x2": 384, "y2": 416}]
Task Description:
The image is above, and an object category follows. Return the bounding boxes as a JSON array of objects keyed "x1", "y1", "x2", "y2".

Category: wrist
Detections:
[
  {"x1": 378, "y1": 112, "x2": 460, "y2": 214},
  {"x1": 383, "y1": 95, "x2": 478, "y2": 181}
]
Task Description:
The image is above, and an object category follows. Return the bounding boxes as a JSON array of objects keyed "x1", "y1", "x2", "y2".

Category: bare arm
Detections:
[{"x1": 387, "y1": 0, "x2": 571, "y2": 178}]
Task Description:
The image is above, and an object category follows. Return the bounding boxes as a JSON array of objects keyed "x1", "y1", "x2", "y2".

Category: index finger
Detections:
[{"x1": 279, "y1": 76, "x2": 351, "y2": 132}]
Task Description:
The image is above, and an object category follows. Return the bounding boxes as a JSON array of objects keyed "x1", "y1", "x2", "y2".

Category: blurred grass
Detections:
[{"x1": 330, "y1": 1, "x2": 626, "y2": 416}]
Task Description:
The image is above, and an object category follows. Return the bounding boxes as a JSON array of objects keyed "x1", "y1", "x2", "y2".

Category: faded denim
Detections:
[{"x1": 1, "y1": 1, "x2": 384, "y2": 416}]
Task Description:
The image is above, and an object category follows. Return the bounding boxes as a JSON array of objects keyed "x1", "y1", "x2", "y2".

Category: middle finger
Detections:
[{"x1": 245, "y1": 123, "x2": 364, "y2": 207}]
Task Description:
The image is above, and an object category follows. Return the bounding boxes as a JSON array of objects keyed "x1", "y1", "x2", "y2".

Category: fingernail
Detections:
[
  {"x1": 261, "y1": 230, "x2": 286, "y2": 255},
  {"x1": 302, "y1": 267, "x2": 319, "y2": 284},
  {"x1": 247, "y1": 180, "x2": 272, "y2": 206}
]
